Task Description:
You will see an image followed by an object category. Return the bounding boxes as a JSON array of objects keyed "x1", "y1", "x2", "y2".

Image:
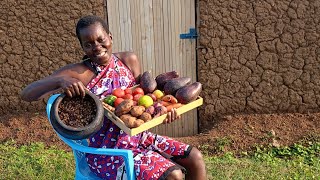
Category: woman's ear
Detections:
[{"x1": 109, "y1": 33, "x2": 113, "y2": 44}]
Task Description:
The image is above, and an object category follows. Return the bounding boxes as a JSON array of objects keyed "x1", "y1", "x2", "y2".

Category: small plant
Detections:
[
  {"x1": 198, "y1": 137, "x2": 233, "y2": 155},
  {"x1": 251, "y1": 141, "x2": 320, "y2": 165},
  {"x1": 215, "y1": 137, "x2": 232, "y2": 152}
]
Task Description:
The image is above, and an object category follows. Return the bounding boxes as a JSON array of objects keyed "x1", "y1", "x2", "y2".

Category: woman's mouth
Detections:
[{"x1": 94, "y1": 51, "x2": 107, "y2": 58}]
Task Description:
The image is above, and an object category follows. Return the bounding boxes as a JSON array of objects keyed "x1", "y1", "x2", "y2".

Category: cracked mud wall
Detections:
[
  {"x1": 0, "y1": 0, "x2": 105, "y2": 115},
  {"x1": 198, "y1": 0, "x2": 320, "y2": 129},
  {"x1": 1, "y1": 0, "x2": 320, "y2": 132}
]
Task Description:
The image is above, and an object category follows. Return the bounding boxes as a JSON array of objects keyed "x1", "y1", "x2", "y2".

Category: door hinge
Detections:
[{"x1": 180, "y1": 28, "x2": 198, "y2": 39}]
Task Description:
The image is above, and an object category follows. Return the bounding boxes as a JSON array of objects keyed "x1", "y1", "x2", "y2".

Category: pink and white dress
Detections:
[{"x1": 85, "y1": 54, "x2": 191, "y2": 180}]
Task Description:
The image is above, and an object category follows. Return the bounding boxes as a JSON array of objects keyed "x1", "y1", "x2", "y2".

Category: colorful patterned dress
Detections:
[{"x1": 85, "y1": 54, "x2": 191, "y2": 180}]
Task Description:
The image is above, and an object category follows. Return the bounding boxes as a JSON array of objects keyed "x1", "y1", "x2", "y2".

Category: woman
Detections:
[{"x1": 21, "y1": 15, "x2": 206, "y2": 180}]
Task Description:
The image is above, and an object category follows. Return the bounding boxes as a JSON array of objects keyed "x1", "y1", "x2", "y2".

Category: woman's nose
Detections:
[{"x1": 92, "y1": 42, "x2": 102, "y2": 51}]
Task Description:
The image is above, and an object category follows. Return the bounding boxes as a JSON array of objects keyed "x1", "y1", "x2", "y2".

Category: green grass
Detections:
[
  {"x1": 205, "y1": 143, "x2": 320, "y2": 180},
  {"x1": 0, "y1": 141, "x2": 74, "y2": 180},
  {"x1": 0, "y1": 141, "x2": 319, "y2": 180}
]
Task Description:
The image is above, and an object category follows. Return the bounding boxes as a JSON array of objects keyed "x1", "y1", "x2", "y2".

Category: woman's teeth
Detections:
[{"x1": 96, "y1": 51, "x2": 106, "y2": 57}]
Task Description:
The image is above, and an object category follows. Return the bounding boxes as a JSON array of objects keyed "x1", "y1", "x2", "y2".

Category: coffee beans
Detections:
[{"x1": 58, "y1": 96, "x2": 96, "y2": 128}]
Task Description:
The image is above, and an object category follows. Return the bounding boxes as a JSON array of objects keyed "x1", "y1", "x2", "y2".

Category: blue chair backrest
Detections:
[{"x1": 46, "y1": 94, "x2": 136, "y2": 180}]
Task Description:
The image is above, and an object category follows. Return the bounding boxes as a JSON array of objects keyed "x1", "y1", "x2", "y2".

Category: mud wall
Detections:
[
  {"x1": 0, "y1": 0, "x2": 105, "y2": 115},
  {"x1": 1, "y1": 0, "x2": 320, "y2": 132},
  {"x1": 198, "y1": 0, "x2": 320, "y2": 129}
]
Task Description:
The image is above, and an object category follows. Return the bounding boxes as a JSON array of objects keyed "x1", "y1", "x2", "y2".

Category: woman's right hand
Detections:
[{"x1": 59, "y1": 76, "x2": 87, "y2": 98}]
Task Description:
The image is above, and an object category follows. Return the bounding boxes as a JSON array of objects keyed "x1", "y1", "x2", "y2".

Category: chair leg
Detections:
[{"x1": 124, "y1": 156, "x2": 136, "y2": 180}]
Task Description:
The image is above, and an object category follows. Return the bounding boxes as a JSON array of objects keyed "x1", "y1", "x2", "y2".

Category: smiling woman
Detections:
[
  {"x1": 77, "y1": 22, "x2": 113, "y2": 66},
  {"x1": 20, "y1": 15, "x2": 207, "y2": 180}
]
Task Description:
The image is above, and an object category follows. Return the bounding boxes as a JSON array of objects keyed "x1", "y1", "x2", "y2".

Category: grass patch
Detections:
[
  {"x1": 0, "y1": 141, "x2": 74, "y2": 180},
  {"x1": 0, "y1": 141, "x2": 319, "y2": 179},
  {"x1": 205, "y1": 142, "x2": 320, "y2": 179}
]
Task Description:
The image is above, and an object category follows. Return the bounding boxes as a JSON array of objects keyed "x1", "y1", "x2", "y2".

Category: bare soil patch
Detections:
[{"x1": 0, "y1": 111, "x2": 319, "y2": 154}]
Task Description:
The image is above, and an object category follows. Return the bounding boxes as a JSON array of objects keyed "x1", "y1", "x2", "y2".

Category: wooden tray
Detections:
[{"x1": 103, "y1": 97, "x2": 203, "y2": 136}]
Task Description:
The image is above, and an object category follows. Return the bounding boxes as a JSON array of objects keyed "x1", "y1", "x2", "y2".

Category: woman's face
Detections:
[{"x1": 79, "y1": 23, "x2": 113, "y2": 65}]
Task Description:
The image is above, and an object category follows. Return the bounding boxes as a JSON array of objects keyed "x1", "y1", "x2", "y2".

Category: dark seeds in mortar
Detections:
[{"x1": 58, "y1": 96, "x2": 97, "y2": 128}]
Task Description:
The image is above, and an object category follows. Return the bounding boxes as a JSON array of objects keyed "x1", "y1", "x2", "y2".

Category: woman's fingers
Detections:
[
  {"x1": 73, "y1": 83, "x2": 81, "y2": 96},
  {"x1": 64, "y1": 88, "x2": 73, "y2": 97},
  {"x1": 163, "y1": 112, "x2": 170, "y2": 124},
  {"x1": 174, "y1": 108, "x2": 181, "y2": 120},
  {"x1": 164, "y1": 108, "x2": 181, "y2": 124},
  {"x1": 78, "y1": 83, "x2": 87, "y2": 97},
  {"x1": 69, "y1": 87, "x2": 76, "y2": 97},
  {"x1": 168, "y1": 111, "x2": 173, "y2": 123},
  {"x1": 63, "y1": 81, "x2": 87, "y2": 98}
]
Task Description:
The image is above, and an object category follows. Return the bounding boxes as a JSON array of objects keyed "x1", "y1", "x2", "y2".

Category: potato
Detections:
[
  {"x1": 130, "y1": 106, "x2": 146, "y2": 117},
  {"x1": 120, "y1": 114, "x2": 137, "y2": 128},
  {"x1": 115, "y1": 99, "x2": 134, "y2": 117},
  {"x1": 134, "y1": 119, "x2": 145, "y2": 127},
  {"x1": 139, "y1": 112, "x2": 152, "y2": 122}
]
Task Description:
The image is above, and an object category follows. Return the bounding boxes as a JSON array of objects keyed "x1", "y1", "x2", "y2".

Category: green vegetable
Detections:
[{"x1": 103, "y1": 95, "x2": 117, "y2": 106}]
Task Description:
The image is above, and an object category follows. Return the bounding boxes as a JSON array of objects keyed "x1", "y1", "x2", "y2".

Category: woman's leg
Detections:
[
  {"x1": 165, "y1": 169, "x2": 184, "y2": 180},
  {"x1": 174, "y1": 147, "x2": 206, "y2": 180},
  {"x1": 138, "y1": 132, "x2": 206, "y2": 179}
]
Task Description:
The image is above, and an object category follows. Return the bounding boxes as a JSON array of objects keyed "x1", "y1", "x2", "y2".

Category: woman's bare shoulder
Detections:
[
  {"x1": 114, "y1": 51, "x2": 141, "y2": 80},
  {"x1": 114, "y1": 52, "x2": 138, "y2": 62}
]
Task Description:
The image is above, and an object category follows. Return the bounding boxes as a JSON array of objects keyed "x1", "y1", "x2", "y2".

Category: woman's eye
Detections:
[
  {"x1": 99, "y1": 38, "x2": 106, "y2": 43},
  {"x1": 83, "y1": 43, "x2": 92, "y2": 48}
]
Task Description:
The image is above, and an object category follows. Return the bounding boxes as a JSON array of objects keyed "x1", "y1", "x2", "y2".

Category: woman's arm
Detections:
[{"x1": 21, "y1": 63, "x2": 94, "y2": 102}]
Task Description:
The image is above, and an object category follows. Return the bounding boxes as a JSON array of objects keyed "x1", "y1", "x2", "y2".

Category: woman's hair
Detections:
[{"x1": 76, "y1": 15, "x2": 110, "y2": 44}]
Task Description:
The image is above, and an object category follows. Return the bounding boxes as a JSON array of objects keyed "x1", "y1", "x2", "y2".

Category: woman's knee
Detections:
[
  {"x1": 165, "y1": 169, "x2": 184, "y2": 180},
  {"x1": 189, "y1": 147, "x2": 204, "y2": 161}
]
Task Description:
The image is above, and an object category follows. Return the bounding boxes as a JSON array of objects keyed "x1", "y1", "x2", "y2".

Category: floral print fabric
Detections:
[{"x1": 85, "y1": 54, "x2": 190, "y2": 180}]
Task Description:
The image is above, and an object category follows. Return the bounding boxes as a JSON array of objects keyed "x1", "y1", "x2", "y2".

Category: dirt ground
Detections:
[{"x1": 0, "y1": 111, "x2": 319, "y2": 155}]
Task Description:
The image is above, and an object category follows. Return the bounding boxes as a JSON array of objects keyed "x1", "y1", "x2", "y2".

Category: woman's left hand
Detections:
[{"x1": 163, "y1": 108, "x2": 181, "y2": 124}]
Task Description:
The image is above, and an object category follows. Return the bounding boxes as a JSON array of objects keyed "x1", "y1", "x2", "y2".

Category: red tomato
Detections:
[
  {"x1": 124, "y1": 88, "x2": 132, "y2": 95},
  {"x1": 123, "y1": 94, "x2": 133, "y2": 100},
  {"x1": 112, "y1": 88, "x2": 125, "y2": 98},
  {"x1": 114, "y1": 98, "x2": 124, "y2": 107},
  {"x1": 132, "y1": 87, "x2": 144, "y2": 96},
  {"x1": 133, "y1": 94, "x2": 143, "y2": 102}
]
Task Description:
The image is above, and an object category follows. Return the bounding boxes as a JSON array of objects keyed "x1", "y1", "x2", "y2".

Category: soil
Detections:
[{"x1": 0, "y1": 111, "x2": 319, "y2": 154}]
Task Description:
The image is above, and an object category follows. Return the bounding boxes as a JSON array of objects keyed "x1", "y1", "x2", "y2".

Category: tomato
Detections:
[
  {"x1": 112, "y1": 88, "x2": 125, "y2": 98},
  {"x1": 114, "y1": 98, "x2": 124, "y2": 107},
  {"x1": 123, "y1": 94, "x2": 133, "y2": 100},
  {"x1": 132, "y1": 87, "x2": 144, "y2": 96},
  {"x1": 133, "y1": 94, "x2": 143, "y2": 102},
  {"x1": 124, "y1": 88, "x2": 132, "y2": 95}
]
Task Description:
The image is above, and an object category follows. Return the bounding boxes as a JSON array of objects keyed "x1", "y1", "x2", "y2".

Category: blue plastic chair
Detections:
[{"x1": 46, "y1": 94, "x2": 136, "y2": 180}]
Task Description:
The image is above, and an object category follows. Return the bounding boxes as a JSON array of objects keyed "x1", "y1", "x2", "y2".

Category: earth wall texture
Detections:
[
  {"x1": 0, "y1": 0, "x2": 105, "y2": 115},
  {"x1": 1, "y1": 0, "x2": 320, "y2": 131},
  {"x1": 197, "y1": 0, "x2": 320, "y2": 129}
]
